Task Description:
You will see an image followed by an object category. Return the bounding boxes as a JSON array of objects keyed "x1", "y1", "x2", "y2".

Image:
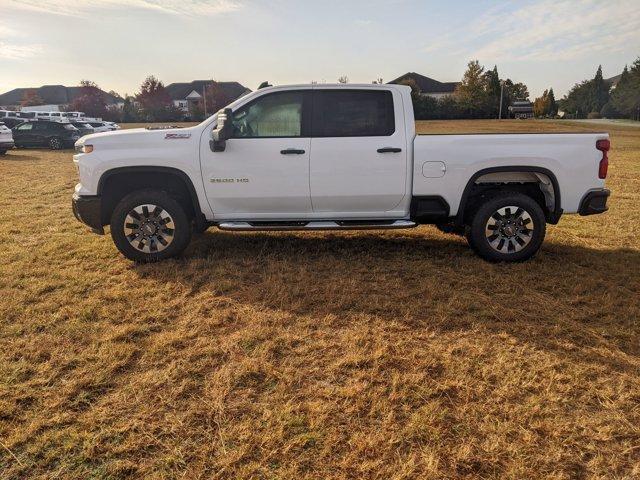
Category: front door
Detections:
[
  {"x1": 200, "y1": 89, "x2": 312, "y2": 218},
  {"x1": 309, "y1": 89, "x2": 408, "y2": 214}
]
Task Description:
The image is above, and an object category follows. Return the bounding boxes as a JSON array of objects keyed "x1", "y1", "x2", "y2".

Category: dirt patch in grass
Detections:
[{"x1": 0, "y1": 120, "x2": 638, "y2": 479}]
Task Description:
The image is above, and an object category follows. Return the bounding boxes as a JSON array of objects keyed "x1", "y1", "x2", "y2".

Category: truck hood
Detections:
[{"x1": 76, "y1": 126, "x2": 201, "y2": 148}]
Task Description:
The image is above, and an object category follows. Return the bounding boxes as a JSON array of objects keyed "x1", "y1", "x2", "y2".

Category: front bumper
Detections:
[
  {"x1": 72, "y1": 193, "x2": 104, "y2": 234},
  {"x1": 579, "y1": 189, "x2": 610, "y2": 216}
]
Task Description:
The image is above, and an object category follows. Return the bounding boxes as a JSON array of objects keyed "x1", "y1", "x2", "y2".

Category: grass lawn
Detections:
[{"x1": 0, "y1": 120, "x2": 638, "y2": 479}]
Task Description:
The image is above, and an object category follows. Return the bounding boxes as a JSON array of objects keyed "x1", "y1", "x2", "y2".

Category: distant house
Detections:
[
  {"x1": 509, "y1": 101, "x2": 534, "y2": 119},
  {"x1": 0, "y1": 85, "x2": 123, "y2": 111},
  {"x1": 605, "y1": 74, "x2": 622, "y2": 90},
  {"x1": 388, "y1": 72, "x2": 459, "y2": 99},
  {"x1": 165, "y1": 80, "x2": 251, "y2": 114}
]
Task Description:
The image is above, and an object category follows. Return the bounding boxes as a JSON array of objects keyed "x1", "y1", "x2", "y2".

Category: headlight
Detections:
[{"x1": 75, "y1": 144, "x2": 93, "y2": 154}]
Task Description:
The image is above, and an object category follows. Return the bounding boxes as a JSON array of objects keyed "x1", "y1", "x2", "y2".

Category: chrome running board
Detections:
[{"x1": 217, "y1": 220, "x2": 417, "y2": 231}]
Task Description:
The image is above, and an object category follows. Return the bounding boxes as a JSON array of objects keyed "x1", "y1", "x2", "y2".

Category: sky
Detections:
[{"x1": 1, "y1": 0, "x2": 639, "y2": 99}]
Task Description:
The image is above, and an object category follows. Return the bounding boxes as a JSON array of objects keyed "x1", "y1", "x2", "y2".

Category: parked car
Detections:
[
  {"x1": 0, "y1": 122, "x2": 14, "y2": 155},
  {"x1": 72, "y1": 84, "x2": 611, "y2": 263},
  {"x1": 62, "y1": 112, "x2": 85, "y2": 120},
  {"x1": 85, "y1": 122, "x2": 113, "y2": 133},
  {"x1": 13, "y1": 120, "x2": 80, "y2": 150},
  {"x1": 71, "y1": 122, "x2": 95, "y2": 137},
  {"x1": 104, "y1": 121, "x2": 121, "y2": 130},
  {"x1": 0, "y1": 117, "x2": 25, "y2": 129}
]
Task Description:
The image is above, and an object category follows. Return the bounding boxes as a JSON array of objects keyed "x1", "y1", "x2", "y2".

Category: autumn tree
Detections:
[
  {"x1": 136, "y1": 76, "x2": 176, "y2": 121},
  {"x1": 21, "y1": 89, "x2": 44, "y2": 107},
  {"x1": 202, "y1": 81, "x2": 233, "y2": 116},
  {"x1": 69, "y1": 80, "x2": 108, "y2": 118},
  {"x1": 533, "y1": 89, "x2": 551, "y2": 117}
]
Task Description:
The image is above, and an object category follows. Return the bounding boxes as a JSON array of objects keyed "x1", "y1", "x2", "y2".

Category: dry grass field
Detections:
[{"x1": 0, "y1": 120, "x2": 639, "y2": 479}]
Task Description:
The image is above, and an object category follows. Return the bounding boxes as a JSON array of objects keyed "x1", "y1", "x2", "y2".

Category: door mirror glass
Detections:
[{"x1": 210, "y1": 108, "x2": 233, "y2": 152}]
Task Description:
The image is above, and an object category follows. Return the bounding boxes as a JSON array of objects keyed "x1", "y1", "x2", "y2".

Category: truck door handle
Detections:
[
  {"x1": 280, "y1": 148, "x2": 306, "y2": 155},
  {"x1": 377, "y1": 147, "x2": 402, "y2": 153}
]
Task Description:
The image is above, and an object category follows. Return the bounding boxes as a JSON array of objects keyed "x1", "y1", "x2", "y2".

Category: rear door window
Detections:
[{"x1": 311, "y1": 90, "x2": 395, "y2": 137}]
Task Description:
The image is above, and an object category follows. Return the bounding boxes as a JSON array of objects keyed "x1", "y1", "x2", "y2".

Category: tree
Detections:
[
  {"x1": 509, "y1": 82, "x2": 529, "y2": 101},
  {"x1": 136, "y1": 75, "x2": 176, "y2": 121},
  {"x1": 70, "y1": 80, "x2": 108, "y2": 118},
  {"x1": 560, "y1": 65, "x2": 613, "y2": 118},
  {"x1": 201, "y1": 81, "x2": 233, "y2": 117},
  {"x1": 608, "y1": 59, "x2": 640, "y2": 119},
  {"x1": 593, "y1": 65, "x2": 610, "y2": 113},
  {"x1": 337, "y1": 76, "x2": 349, "y2": 84},
  {"x1": 548, "y1": 88, "x2": 557, "y2": 116},
  {"x1": 484, "y1": 65, "x2": 501, "y2": 117},
  {"x1": 455, "y1": 60, "x2": 488, "y2": 117},
  {"x1": 121, "y1": 96, "x2": 140, "y2": 123},
  {"x1": 372, "y1": 77, "x2": 383, "y2": 84},
  {"x1": 533, "y1": 88, "x2": 557, "y2": 117},
  {"x1": 20, "y1": 89, "x2": 44, "y2": 107}
]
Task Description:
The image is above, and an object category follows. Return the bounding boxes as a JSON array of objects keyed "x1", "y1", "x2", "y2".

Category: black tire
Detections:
[
  {"x1": 0, "y1": 150, "x2": 6, "y2": 156},
  {"x1": 466, "y1": 192, "x2": 546, "y2": 262},
  {"x1": 110, "y1": 189, "x2": 192, "y2": 262},
  {"x1": 49, "y1": 137, "x2": 63, "y2": 150}
]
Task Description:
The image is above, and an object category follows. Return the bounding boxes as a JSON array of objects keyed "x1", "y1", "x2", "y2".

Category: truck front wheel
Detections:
[
  {"x1": 466, "y1": 192, "x2": 546, "y2": 262},
  {"x1": 110, "y1": 189, "x2": 192, "y2": 262}
]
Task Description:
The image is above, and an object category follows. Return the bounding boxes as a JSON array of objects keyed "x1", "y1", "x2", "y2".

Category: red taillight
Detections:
[{"x1": 596, "y1": 139, "x2": 610, "y2": 179}]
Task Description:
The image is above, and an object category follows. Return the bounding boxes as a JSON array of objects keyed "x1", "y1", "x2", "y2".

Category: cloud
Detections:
[
  {"x1": 4, "y1": 0, "x2": 243, "y2": 17},
  {"x1": 0, "y1": 21, "x2": 43, "y2": 60},
  {"x1": 0, "y1": 42, "x2": 43, "y2": 60},
  {"x1": 425, "y1": 0, "x2": 640, "y2": 63}
]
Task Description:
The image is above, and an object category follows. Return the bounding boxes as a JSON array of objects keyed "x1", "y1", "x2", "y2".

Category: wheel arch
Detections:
[
  {"x1": 97, "y1": 166, "x2": 206, "y2": 228},
  {"x1": 456, "y1": 166, "x2": 562, "y2": 225}
]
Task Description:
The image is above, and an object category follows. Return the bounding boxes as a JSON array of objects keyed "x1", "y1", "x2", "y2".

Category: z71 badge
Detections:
[{"x1": 165, "y1": 133, "x2": 191, "y2": 139}]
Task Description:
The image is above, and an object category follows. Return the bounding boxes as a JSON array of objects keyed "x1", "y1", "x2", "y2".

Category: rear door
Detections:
[{"x1": 309, "y1": 88, "x2": 408, "y2": 214}]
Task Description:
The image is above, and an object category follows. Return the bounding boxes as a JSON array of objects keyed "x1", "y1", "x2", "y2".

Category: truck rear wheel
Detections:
[
  {"x1": 110, "y1": 189, "x2": 192, "y2": 262},
  {"x1": 466, "y1": 192, "x2": 546, "y2": 262}
]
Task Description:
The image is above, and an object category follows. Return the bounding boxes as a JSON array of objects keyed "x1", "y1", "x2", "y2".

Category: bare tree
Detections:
[{"x1": 338, "y1": 76, "x2": 349, "y2": 84}]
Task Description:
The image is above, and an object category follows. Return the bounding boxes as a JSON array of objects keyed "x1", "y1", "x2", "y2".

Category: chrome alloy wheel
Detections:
[
  {"x1": 484, "y1": 205, "x2": 533, "y2": 253},
  {"x1": 124, "y1": 204, "x2": 175, "y2": 253}
]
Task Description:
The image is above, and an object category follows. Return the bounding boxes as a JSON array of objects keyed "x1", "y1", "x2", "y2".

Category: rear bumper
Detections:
[
  {"x1": 0, "y1": 140, "x2": 14, "y2": 150},
  {"x1": 72, "y1": 193, "x2": 104, "y2": 234},
  {"x1": 579, "y1": 189, "x2": 610, "y2": 216}
]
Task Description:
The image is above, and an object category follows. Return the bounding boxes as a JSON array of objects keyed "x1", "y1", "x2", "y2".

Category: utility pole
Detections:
[
  {"x1": 498, "y1": 81, "x2": 504, "y2": 120},
  {"x1": 202, "y1": 86, "x2": 207, "y2": 117}
]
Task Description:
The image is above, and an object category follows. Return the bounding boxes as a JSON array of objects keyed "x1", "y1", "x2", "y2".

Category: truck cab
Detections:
[{"x1": 72, "y1": 84, "x2": 610, "y2": 263}]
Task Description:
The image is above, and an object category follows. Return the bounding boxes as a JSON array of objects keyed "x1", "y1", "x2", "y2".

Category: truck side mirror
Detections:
[{"x1": 210, "y1": 108, "x2": 233, "y2": 152}]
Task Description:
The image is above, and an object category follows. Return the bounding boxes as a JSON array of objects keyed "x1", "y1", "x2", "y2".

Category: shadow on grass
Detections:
[{"x1": 134, "y1": 229, "x2": 640, "y2": 368}]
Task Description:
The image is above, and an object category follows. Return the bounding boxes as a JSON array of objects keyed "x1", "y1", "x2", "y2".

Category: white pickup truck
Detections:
[{"x1": 72, "y1": 84, "x2": 611, "y2": 262}]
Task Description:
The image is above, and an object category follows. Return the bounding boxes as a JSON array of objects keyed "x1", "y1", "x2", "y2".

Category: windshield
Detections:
[{"x1": 63, "y1": 124, "x2": 78, "y2": 130}]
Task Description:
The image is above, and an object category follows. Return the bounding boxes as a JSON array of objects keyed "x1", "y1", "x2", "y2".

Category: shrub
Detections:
[{"x1": 587, "y1": 111, "x2": 601, "y2": 119}]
